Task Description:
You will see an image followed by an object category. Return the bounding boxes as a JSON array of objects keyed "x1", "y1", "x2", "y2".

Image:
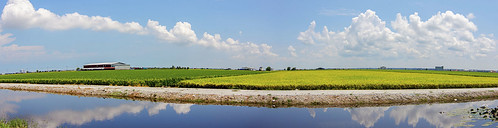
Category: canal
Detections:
[{"x1": 1, "y1": 89, "x2": 496, "y2": 128}]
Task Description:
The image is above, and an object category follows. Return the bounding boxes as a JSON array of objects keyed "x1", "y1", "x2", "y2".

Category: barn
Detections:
[
  {"x1": 435, "y1": 66, "x2": 444, "y2": 70},
  {"x1": 82, "y1": 62, "x2": 130, "y2": 70}
]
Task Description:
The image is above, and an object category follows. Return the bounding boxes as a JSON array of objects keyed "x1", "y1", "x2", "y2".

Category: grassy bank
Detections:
[
  {"x1": 0, "y1": 69, "x2": 264, "y2": 87},
  {"x1": 180, "y1": 70, "x2": 498, "y2": 90},
  {"x1": 0, "y1": 118, "x2": 28, "y2": 128}
]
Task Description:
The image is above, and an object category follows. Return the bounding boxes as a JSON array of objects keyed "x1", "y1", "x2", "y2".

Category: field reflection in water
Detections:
[{"x1": 0, "y1": 89, "x2": 496, "y2": 128}]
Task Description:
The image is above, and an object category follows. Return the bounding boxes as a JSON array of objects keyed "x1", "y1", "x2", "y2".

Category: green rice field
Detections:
[
  {"x1": 0, "y1": 69, "x2": 264, "y2": 87},
  {"x1": 0, "y1": 69, "x2": 497, "y2": 90}
]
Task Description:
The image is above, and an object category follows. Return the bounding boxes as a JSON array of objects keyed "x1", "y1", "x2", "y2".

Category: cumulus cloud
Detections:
[
  {"x1": 146, "y1": 20, "x2": 197, "y2": 43},
  {"x1": 197, "y1": 33, "x2": 278, "y2": 57},
  {"x1": 298, "y1": 10, "x2": 496, "y2": 59},
  {"x1": 0, "y1": 0, "x2": 278, "y2": 58},
  {"x1": 1, "y1": 0, "x2": 146, "y2": 34}
]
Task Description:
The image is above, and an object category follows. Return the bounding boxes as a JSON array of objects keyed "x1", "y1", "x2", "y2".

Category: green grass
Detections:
[
  {"x1": 0, "y1": 69, "x2": 264, "y2": 87},
  {"x1": 180, "y1": 70, "x2": 498, "y2": 90},
  {"x1": 0, "y1": 118, "x2": 28, "y2": 128}
]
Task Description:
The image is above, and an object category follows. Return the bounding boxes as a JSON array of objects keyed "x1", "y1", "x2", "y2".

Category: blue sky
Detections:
[{"x1": 0, "y1": 0, "x2": 497, "y2": 73}]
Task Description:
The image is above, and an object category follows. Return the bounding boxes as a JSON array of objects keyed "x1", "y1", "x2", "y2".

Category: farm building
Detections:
[
  {"x1": 239, "y1": 67, "x2": 255, "y2": 71},
  {"x1": 82, "y1": 62, "x2": 130, "y2": 70},
  {"x1": 435, "y1": 66, "x2": 444, "y2": 70}
]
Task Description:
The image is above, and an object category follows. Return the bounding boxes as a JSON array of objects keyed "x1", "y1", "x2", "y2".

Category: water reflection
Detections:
[
  {"x1": 1, "y1": 89, "x2": 498, "y2": 128},
  {"x1": 31, "y1": 102, "x2": 194, "y2": 128},
  {"x1": 0, "y1": 91, "x2": 45, "y2": 119},
  {"x1": 171, "y1": 104, "x2": 194, "y2": 114},
  {"x1": 147, "y1": 103, "x2": 194, "y2": 115},
  {"x1": 389, "y1": 104, "x2": 460, "y2": 128},
  {"x1": 345, "y1": 107, "x2": 389, "y2": 128},
  {"x1": 308, "y1": 109, "x2": 316, "y2": 118},
  {"x1": 390, "y1": 101, "x2": 498, "y2": 128},
  {"x1": 33, "y1": 103, "x2": 150, "y2": 128}
]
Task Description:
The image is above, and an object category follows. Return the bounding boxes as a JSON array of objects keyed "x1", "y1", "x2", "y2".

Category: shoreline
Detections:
[{"x1": 1, "y1": 83, "x2": 498, "y2": 107}]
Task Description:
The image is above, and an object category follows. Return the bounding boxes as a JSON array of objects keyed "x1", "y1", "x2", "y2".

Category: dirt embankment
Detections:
[{"x1": 1, "y1": 83, "x2": 498, "y2": 107}]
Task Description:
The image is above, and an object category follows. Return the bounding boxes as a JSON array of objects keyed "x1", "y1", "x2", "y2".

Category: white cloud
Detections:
[
  {"x1": 0, "y1": 30, "x2": 15, "y2": 46},
  {"x1": 146, "y1": 20, "x2": 197, "y2": 43},
  {"x1": 0, "y1": 29, "x2": 45, "y2": 61},
  {"x1": 288, "y1": 45, "x2": 297, "y2": 57},
  {"x1": 467, "y1": 13, "x2": 475, "y2": 19},
  {"x1": 1, "y1": 0, "x2": 146, "y2": 34},
  {"x1": 197, "y1": 32, "x2": 278, "y2": 57},
  {"x1": 298, "y1": 10, "x2": 496, "y2": 59},
  {"x1": 0, "y1": 0, "x2": 278, "y2": 58}
]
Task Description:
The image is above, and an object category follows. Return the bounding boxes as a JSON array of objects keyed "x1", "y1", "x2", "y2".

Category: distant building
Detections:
[
  {"x1": 379, "y1": 66, "x2": 387, "y2": 69},
  {"x1": 83, "y1": 62, "x2": 130, "y2": 70},
  {"x1": 435, "y1": 66, "x2": 444, "y2": 70},
  {"x1": 239, "y1": 67, "x2": 255, "y2": 71}
]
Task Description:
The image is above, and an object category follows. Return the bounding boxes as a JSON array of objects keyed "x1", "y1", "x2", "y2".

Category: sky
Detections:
[{"x1": 0, "y1": 0, "x2": 497, "y2": 73}]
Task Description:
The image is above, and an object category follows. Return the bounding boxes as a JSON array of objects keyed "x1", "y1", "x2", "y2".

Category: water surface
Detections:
[{"x1": 0, "y1": 89, "x2": 496, "y2": 128}]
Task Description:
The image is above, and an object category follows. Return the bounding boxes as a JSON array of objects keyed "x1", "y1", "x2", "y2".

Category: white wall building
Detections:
[{"x1": 82, "y1": 62, "x2": 130, "y2": 70}]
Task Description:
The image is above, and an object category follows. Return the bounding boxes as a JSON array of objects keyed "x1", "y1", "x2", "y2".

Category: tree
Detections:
[
  {"x1": 266, "y1": 66, "x2": 272, "y2": 71},
  {"x1": 291, "y1": 67, "x2": 297, "y2": 71},
  {"x1": 287, "y1": 67, "x2": 291, "y2": 71}
]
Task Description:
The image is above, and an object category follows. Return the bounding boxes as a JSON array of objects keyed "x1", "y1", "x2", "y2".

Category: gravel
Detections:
[{"x1": 1, "y1": 83, "x2": 497, "y2": 107}]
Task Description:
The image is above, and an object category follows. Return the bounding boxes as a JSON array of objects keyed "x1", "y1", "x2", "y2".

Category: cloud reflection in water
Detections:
[
  {"x1": 2, "y1": 89, "x2": 498, "y2": 128},
  {"x1": 345, "y1": 107, "x2": 389, "y2": 128},
  {"x1": 389, "y1": 101, "x2": 498, "y2": 128},
  {"x1": 0, "y1": 90, "x2": 194, "y2": 128},
  {"x1": 0, "y1": 90, "x2": 45, "y2": 119},
  {"x1": 32, "y1": 102, "x2": 194, "y2": 128}
]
